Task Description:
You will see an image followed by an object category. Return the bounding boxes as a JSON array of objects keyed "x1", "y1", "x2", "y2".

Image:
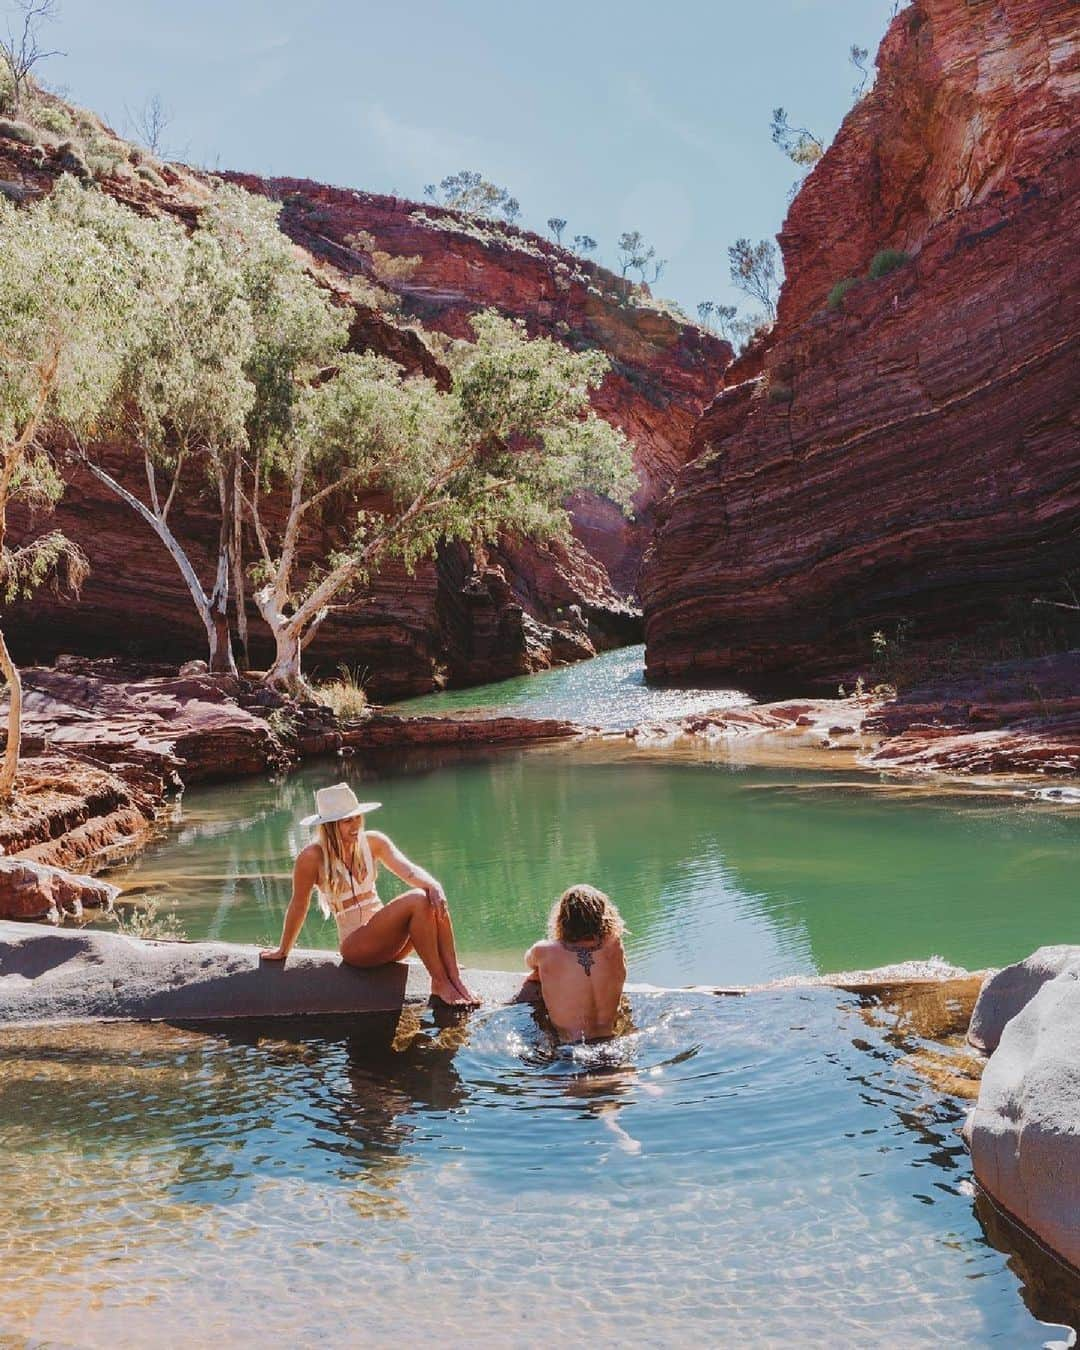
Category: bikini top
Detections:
[{"x1": 316, "y1": 832, "x2": 379, "y2": 916}]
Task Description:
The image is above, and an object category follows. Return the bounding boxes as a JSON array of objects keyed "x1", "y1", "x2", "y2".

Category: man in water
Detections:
[{"x1": 524, "y1": 884, "x2": 627, "y2": 1042}]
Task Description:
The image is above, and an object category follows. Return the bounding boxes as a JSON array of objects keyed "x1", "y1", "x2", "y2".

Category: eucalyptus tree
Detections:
[
  {"x1": 202, "y1": 183, "x2": 348, "y2": 664},
  {"x1": 245, "y1": 311, "x2": 638, "y2": 692},
  {"x1": 0, "y1": 176, "x2": 144, "y2": 799},
  {"x1": 80, "y1": 207, "x2": 256, "y2": 674}
]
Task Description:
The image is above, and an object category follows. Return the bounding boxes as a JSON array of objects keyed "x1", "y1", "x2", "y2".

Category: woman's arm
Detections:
[
  {"x1": 367, "y1": 831, "x2": 448, "y2": 913},
  {"x1": 260, "y1": 847, "x2": 320, "y2": 960}
]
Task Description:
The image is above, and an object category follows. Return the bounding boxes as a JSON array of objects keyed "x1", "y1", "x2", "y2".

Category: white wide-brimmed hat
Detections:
[{"x1": 300, "y1": 782, "x2": 382, "y2": 829}]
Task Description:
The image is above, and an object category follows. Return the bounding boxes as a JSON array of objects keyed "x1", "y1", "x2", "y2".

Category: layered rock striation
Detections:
[{"x1": 642, "y1": 0, "x2": 1080, "y2": 688}]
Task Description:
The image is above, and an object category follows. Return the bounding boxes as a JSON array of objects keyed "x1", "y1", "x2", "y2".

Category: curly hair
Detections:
[{"x1": 548, "y1": 884, "x2": 624, "y2": 944}]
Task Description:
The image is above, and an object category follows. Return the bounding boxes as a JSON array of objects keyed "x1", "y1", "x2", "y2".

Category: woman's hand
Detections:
[
  {"x1": 260, "y1": 946, "x2": 288, "y2": 962},
  {"x1": 424, "y1": 881, "x2": 449, "y2": 916}
]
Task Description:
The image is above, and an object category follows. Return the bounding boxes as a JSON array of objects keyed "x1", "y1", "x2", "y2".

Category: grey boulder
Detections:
[{"x1": 965, "y1": 947, "x2": 1080, "y2": 1271}]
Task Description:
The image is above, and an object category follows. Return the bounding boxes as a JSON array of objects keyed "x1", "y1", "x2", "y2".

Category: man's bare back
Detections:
[{"x1": 524, "y1": 885, "x2": 627, "y2": 1043}]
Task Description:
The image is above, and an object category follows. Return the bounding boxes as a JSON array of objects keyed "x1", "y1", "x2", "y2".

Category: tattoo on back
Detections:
[{"x1": 573, "y1": 947, "x2": 596, "y2": 976}]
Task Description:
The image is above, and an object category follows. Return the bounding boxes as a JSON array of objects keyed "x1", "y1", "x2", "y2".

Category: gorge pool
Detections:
[{"x1": 6, "y1": 654, "x2": 1080, "y2": 1345}]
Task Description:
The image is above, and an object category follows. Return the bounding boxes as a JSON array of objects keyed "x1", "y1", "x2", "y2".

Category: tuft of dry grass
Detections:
[{"x1": 316, "y1": 665, "x2": 370, "y2": 721}]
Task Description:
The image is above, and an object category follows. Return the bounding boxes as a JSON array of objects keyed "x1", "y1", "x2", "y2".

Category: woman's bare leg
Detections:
[
  {"x1": 340, "y1": 890, "x2": 466, "y2": 1005},
  {"x1": 432, "y1": 905, "x2": 477, "y2": 1004}
]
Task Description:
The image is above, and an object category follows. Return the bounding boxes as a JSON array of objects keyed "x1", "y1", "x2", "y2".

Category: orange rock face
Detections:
[{"x1": 641, "y1": 0, "x2": 1080, "y2": 689}]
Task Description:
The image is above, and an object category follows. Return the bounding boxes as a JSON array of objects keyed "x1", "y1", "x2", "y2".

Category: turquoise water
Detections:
[
  {"x1": 1, "y1": 989, "x2": 1075, "y2": 1345},
  {"x1": 11, "y1": 653, "x2": 1078, "y2": 1345},
  {"x1": 390, "y1": 643, "x2": 750, "y2": 729},
  {"x1": 112, "y1": 749, "x2": 1080, "y2": 984}
]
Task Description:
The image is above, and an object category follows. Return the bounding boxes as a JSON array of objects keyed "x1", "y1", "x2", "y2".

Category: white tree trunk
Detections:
[
  {"x1": 254, "y1": 583, "x2": 306, "y2": 692},
  {"x1": 0, "y1": 625, "x2": 23, "y2": 802},
  {"x1": 85, "y1": 459, "x2": 237, "y2": 676}
]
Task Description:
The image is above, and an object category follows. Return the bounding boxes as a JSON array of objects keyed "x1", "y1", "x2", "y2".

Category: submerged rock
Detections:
[{"x1": 965, "y1": 947, "x2": 1080, "y2": 1272}]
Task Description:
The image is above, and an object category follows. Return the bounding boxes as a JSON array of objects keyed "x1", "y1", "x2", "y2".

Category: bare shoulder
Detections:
[
  {"x1": 527, "y1": 939, "x2": 558, "y2": 962},
  {"x1": 294, "y1": 842, "x2": 321, "y2": 875},
  {"x1": 364, "y1": 829, "x2": 392, "y2": 855}
]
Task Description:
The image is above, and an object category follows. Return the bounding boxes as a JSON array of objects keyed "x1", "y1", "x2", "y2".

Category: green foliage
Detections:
[
  {"x1": 547, "y1": 216, "x2": 566, "y2": 244},
  {"x1": 424, "y1": 170, "x2": 520, "y2": 222},
  {"x1": 868, "y1": 248, "x2": 910, "y2": 279},
  {"x1": 203, "y1": 183, "x2": 348, "y2": 453},
  {"x1": 0, "y1": 176, "x2": 151, "y2": 457},
  {"x1": 248, "y1": 307, "x2": 638, "y2": 685},
  {"x1": 266, "y1": 707, "x2": 298, "y2": 742},
  {"x1": 0, "y1": 116, "x2": 38, "y2": 145},
  {"x1": 30, "y1": 101, "x2": 72, "y2": 137},
  {"x1": 826, "y1": 276, "x2": 859, "y2": 310},
  {"x1": 766, "y1": 382, "x2": 793, "y2": 405},
  {"x1": 0, "y1": 529, "x2": 87, "y2": 604},
  {"x1": 572, "y1": 234, "x2": 596, "y2": 255}
]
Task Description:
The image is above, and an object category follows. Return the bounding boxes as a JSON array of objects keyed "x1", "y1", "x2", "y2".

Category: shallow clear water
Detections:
[
  {"x1": 390, "y1": 643, "x2": 750, "y2": 730},
  {"x1": 1, "y1": 989, "x2": 1074, "y2": 1346},
  {"x1": 112, "y1": 748, "x2": 1080, "y2": 984}
]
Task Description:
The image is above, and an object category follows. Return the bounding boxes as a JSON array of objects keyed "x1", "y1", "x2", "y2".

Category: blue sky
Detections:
[{"x1": 42, "y1": 0, "x2": 898, "y2": 316}]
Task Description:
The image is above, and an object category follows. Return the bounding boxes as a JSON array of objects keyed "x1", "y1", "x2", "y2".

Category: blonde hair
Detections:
[
  {"x1": 313, "y1": 818, "x2": 366, "y2": 918},
  {"x1": 547, "y1": 884, "x2": 624, "y2": 944}
]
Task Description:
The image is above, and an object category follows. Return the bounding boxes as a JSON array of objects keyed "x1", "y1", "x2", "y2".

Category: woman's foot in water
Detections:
[
  {"x1": 451, "y1": 977, "x2": 482, "y2": 1006},
  {"x1": 430, "y1": 976, "x2": 472, "y2": 1006}
]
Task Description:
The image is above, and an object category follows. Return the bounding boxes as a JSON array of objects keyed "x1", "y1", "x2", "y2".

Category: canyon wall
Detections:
[
  {"x1": 641, "y1": 0, "x2": 1080, "y2": 688},
  {"x1": 2, "y1": 134, "x2": 726, "y2": 698}
]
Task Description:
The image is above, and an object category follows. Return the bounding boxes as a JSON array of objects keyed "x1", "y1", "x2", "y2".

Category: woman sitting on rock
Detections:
[{"x1": 260, "y1": 783, "x2": 478, "y2": 1006}]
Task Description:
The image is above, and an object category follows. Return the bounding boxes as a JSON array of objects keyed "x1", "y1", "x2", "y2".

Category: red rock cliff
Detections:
[
  {"x1": 1, "y1": 134, "x2": 726, "y2": 698},
  {"x1": 641, "y1": 0, "x2": 1080, "y2": 688}
]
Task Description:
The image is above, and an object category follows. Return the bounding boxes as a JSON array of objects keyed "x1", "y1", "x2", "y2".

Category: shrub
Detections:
[
  {"x1": 766, "y1": 382, "x2": 794, "y2": 405},
  {"x1": 112, "y1": 896, "x2": 187, "y2": 942},
  {"x1": 826, "y1": 276, "x2": 859, "y2": 310},
  {"x1": 0, "y1": 117, "x2": 40, "y2": 146},
  {"x1": 136, "y1": 162, "x2": 166, "y2": 189},
  {"x1": 317, "y1": 666, "x2": 369, "y2": 721},
  {"x1": 868, "y1": 248, "x2": 910, "y2": 280},
  {"x1": 56, "y1": 139, "x2": 91, "y2": 178},
  {"x1": 31, "y1": 103, "x2": 74, "y2": 138}
]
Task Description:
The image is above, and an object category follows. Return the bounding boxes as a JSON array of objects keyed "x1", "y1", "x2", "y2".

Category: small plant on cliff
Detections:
[
  {"x1": 769, "y1": 108, "x2": 824, "y2": 168},
  {"x1": 826, "y1": 276, "x2": 859, "y2": 311},
  {"x1": 424, "y1": 170, "x2": 520, "y2": 223},
  {"x1": 617, "y1": 230, "x2": 665, "y2": 285},
  {"x1": 0, "y1": 176, "x2": 148, "y2": 801},
  {"x1": 728, "y1": 237, "x2": 779, "y2": 321},
  {"x1": 867, "y1": 248, "x2": 910, "y2": 279},
  {"x1": 546, "y1": 217, "x2": 566, "y2": 245},
  {"x1": 696, "y1": 301, "x2": 738, "y2": 341},
  {"x1": 572, "y1": 234, "x2": 596, "y2": 256},
  {"x1": 243, "y1": 310, "x2": 637, "y2": 692}
]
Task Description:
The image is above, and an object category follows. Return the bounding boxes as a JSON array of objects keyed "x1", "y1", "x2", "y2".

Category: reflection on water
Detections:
[
  {"x1": 1, "y1": 990, "x2": 1075, "y2": 1346},
  {"x1": 108, "y1": 748, "x2": 1080, "y2": 985},
  {"x1": 390, "y1": 643, "x2": 751, "y2": 730}
]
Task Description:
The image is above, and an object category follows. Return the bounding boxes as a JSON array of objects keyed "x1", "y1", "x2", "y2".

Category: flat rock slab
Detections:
[
  {"x1": 965, "y1": 946, "x2": 1080, "y2": 1272},
  {"x1": 0, "y1": 921, "x2": 532, "y2": 1025}
]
